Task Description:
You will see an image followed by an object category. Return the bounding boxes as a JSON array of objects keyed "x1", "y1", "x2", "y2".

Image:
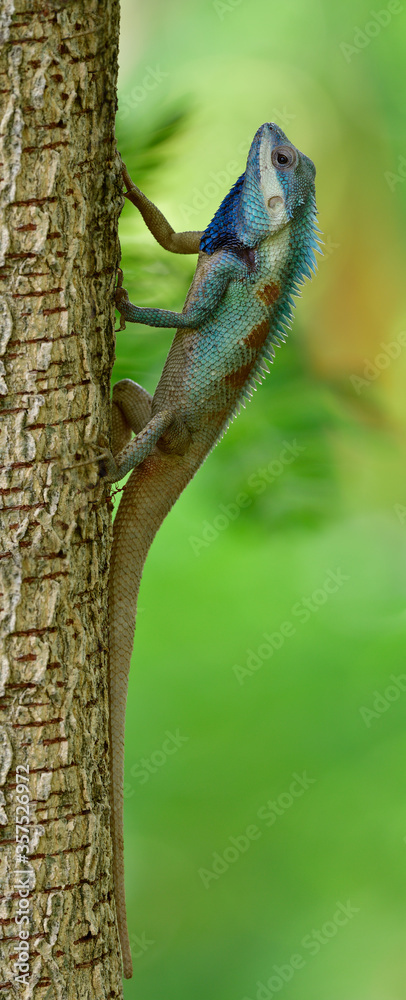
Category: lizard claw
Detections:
[{"x1": 115, "y1": 270, "x2": 128, "y2": 332}]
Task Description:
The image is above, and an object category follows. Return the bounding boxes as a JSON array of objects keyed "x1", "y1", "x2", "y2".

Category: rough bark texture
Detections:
[{"x1": 0, "y1": 1, "x2": 123, "y2": 996}]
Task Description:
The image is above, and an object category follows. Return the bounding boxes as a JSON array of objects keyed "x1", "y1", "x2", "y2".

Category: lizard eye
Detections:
[{"x1": 271, "y1": 145, "x2": 297, "y2": 169}]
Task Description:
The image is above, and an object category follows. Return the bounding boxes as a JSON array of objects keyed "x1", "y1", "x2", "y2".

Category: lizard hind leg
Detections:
[
  {"x1": 112, "y1": 379, "x2": 152, "y2": 454},
  {"x1": 110, "y1": 407, "x2": 175, "y2": 481},
  {"x1": 157, "y1": 416, "x2": 193, "y2": 456}
]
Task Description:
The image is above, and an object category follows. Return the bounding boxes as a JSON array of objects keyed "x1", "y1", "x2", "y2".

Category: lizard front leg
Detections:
[
  {"x1": 122, "y1": 165, "x2": 202, "y2": 254},
  {"x1": 115, "y1": 253, "x2": 236, "y2": 331}
]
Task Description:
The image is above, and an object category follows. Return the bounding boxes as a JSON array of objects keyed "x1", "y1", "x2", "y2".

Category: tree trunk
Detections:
[{"x1": 0, "y1": 1, "x2": 123, "y2": 996}]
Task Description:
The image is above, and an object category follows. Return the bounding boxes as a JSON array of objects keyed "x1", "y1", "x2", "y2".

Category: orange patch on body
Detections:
[
  {"x1": 243, "y1": 318, "x2": 270, "y2": 351},
  {"x1": 223, "y1": 360, "x2": 252, "y2": 391},
  {"x1": 257, "y1": 281, "x2": 281, "y2": 307}
]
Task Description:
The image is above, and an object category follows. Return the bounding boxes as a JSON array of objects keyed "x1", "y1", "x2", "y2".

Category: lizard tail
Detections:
[{"x1": 108, "y1": 443, "x2": 209, "y2": 978}]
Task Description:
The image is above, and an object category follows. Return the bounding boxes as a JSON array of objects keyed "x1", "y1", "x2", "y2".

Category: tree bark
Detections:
[{"x1": 0, "y1": 1, "x2": 123, "y2": 996}]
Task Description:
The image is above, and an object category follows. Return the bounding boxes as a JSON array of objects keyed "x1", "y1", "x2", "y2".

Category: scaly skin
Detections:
[{"x1": 109, "y1": 123, "x2": 319, "y2": 978}]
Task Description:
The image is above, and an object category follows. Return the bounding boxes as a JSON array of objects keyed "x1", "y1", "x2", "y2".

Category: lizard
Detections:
[{"x1": 108, "y1": 122, "x2": 319, "y2": 978}]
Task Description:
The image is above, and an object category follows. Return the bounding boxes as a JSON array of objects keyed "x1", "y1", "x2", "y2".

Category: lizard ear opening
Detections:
[{"x1": 268, "y1": 196, "x2": 284, "y2": 209}]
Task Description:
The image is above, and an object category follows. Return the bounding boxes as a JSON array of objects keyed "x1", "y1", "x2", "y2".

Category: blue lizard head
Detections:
[{"x1": 200, "y1": 123, "x2": 317, "y2": 255}]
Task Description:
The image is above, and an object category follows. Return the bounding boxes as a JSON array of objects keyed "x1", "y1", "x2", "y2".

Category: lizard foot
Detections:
[
  {"x1": 122, "y1": 164, "x2": 141, "y2": 200},
  {"x1": 64, "y1": 435, "x2": 116, "y2": 477},
  {"x1": 98, "y1": 447, "x2": 121, "y2": 483}
]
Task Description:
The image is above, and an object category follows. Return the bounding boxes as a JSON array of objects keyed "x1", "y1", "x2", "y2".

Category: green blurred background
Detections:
[{"x1": 114, "y1": 1, "x2": 406, "y2": 997}]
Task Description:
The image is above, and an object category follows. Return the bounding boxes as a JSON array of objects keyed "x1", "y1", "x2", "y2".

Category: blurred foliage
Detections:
[
  {"x1": 117, "y1": 106, "x2": 192, "y2": 187},
  {"x1": 113, "y1": 2, "x2": 406, "y2": 998}
]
